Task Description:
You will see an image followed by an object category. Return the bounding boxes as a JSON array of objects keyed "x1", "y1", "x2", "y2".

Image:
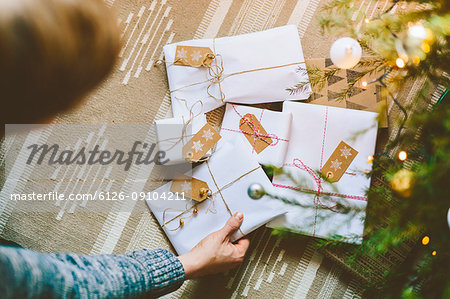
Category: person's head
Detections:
[{"x1": 0, "y1": 0, "x2": 121, "y2": 125}]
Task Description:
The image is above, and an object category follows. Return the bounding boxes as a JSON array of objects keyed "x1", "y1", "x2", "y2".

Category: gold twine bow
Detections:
[{"x1": 162, "y1": 160, "x2": 261, "y2": 234}]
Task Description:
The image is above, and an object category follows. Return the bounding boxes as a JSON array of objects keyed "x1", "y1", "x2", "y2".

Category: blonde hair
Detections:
[{"x1": 0, "y1": 0, "x2": 121, "y2": 124}]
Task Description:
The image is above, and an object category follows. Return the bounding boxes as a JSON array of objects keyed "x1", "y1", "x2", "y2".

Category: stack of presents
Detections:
[{"x1": 148, "y1": 25, "x2": 383, "y2": 254}]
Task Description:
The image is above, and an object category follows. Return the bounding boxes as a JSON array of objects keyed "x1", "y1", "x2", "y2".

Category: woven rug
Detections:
[{"x1": 0, "y1": 0, "x2": 416, "y2": 298}]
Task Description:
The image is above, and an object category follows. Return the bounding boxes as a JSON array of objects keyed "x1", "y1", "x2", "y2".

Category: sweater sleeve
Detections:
[{"x1": 0, "y1": 245, "x2": 185, "y2": 298}]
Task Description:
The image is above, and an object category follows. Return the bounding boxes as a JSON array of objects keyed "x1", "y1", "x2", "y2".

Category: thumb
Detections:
[{"x1": 220, "y1": 211, "x2": 244, "y2": 239}]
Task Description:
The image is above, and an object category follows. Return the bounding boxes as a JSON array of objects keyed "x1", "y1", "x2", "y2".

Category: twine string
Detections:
[
  {"x1": 155, "y1": 99, "x2": 204, "y2": 153},
  {"x1": 162, "y1": 163, "x2": 261, "y2": 233},
  {"x1": 166, "y1": 39, "x2": 304, "y2": 103},
  {"x1": 273, "y1": 107, "x2": 368, "y2": 235},
  {"x1": 233, "y1": 103, "x2": 287, "y2": 146},
  {"x1": 221, "y1": 104, "x2": 289, "y2": 151}
]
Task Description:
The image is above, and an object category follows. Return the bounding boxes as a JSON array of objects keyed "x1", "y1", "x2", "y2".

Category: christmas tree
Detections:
[{"x1": 267, "y1": 0, "x2": 449, "y2": 297}]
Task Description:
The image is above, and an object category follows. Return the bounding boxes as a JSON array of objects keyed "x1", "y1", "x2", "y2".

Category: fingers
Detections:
[
  {"x1": 219, "y1": 211, "x2": 244, "y2": 239},
  {"x1": 234, "y1": 237, "x2": 250, "y2": 254}
]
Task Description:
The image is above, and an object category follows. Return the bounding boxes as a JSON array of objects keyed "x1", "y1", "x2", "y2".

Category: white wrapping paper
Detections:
[
  {"x1": 163, "y1": 25, "x2": 311, "y2": 118},
  {"x1": 154, "y1": 114, "x2": 207, "y2": 165},
  {"x1": 146, "y1": 142, "x2": 286, "y2": 254},
  {"x1": 268, "y1": 102, "x2": 378, "y2": 243},
  {"x1": 219, "y1": 103, "x2": 292, "y2": 167}
]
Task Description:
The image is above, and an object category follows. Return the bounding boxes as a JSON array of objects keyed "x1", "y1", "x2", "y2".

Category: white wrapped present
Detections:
[
  {"x1": 268, "y1": 102, "x2": 378, "y2": 243},
  {"x1": 146, "y1": 142, "x2": 286, "y2": 254},
  {"x1": 154, "y1": 113, "x2": 207, "y2": 165},
  {"x1": 163, "y1": 25, "x2": 311, "y2": 118},
  {"x1": 219, "y1": 103, "x2": 292, "y2": 167}
]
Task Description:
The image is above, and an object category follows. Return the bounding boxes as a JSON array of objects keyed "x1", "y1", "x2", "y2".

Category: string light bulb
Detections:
[
  {"x1": 367, "y1": 155, "x2": 374, "y2": 163},
  {"x1": 364, "y1": 18, "x2": 370, "y2": 24},
  {"x1": 362, "y1": 81, "x2": 368, "y2": 87},
  {"x1": 422, "y1": 236, "x2": 430, "y2": 245},
  {"x1": 432, "y1": 251, "x2": 437, "y2": 256},
  {"x1": 408, "y1": 24, "x2": 427, "y2": 40},
  {"x1": 421, "y1": 43, "x2": 431, "y2": 53},
  {"x1": 396, "y1": 58, "x2": 406, "y2": 68},
  {"x1": 398, "y1": 151, "x2": 407, "y2": 161}
]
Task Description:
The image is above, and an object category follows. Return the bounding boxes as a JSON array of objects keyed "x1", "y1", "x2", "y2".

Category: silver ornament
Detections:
[{"x1": 248, "y1": 183, "x2": 266, "y2": 199}]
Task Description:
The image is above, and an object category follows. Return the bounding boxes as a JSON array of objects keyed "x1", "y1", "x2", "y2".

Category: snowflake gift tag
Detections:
[
  {"x1": 174, "y1": 45, "x2": 214, "y2": 67},
  {"x1": 182, "y1": 123, "x2": 221, "y2": 162},
  {"x1": 321, "y1": 141, "x2": 358, "y2": 182},
  {"x1": 170, "y1": 175, "x2": 210, "y2": 202}
]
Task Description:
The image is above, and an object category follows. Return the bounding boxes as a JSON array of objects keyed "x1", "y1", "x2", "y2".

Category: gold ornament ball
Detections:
[
  {"x1": 179, "y1": 219, "x2": 184, "y2": 226},
  {"x1": 193, "y1": 208, "x2": 198, "y2": 214},
  {"x1": 390, "y1": 169, "x2": 414, "y2": 197}
]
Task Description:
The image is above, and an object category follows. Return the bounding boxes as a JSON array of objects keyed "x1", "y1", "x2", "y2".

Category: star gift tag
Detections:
[
  {"x1": 182, "y1": 123, "x2": 221, "y2": 162},
  {"x1": 170, "y1": 175, "x2": 210, "y2": 202},
  {"x1": 174, "y1": 45, "x2": 214, "y2": 67},
  {"x1": 321, "y1": 141, "x2": 358, "y2": 182}
]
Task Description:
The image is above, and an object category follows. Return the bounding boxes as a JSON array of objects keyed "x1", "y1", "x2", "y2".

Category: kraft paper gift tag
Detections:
[
  {"x1": 268, "y1": 102, "x2": 378, "y2": 244},
  {"x1": 219, "y1": 103, "x2": 292, "y2": 167},
  {"x1": 182, "y1": 123, "x2": 221, "y2": 162},
  {"x1": 154, "y1": 114, "x2": 208, "y2": 165},
  {"x1": 146, "y1": 142, "x2": 286, "y2": 254},
  {"x1": 163, "y1": 25, "x2": 311, "y2": 118}
]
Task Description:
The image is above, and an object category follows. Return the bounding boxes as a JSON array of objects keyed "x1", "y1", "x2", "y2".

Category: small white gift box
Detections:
[
  {"x1": 154, "y1": 114, "x2": 207, "y2": 165},
  {"x1": 163, "y1": 25, "x2": 311, "y2": 118},
  {"x1": 219, "y1": 103, "x2": 292, "y2": 167},
  {"x1": 146, "y1": 142, "x2": 286, "y2": 254},
  {"x1": 268, "y1": 102, "x2": 378, "y2": 243}
]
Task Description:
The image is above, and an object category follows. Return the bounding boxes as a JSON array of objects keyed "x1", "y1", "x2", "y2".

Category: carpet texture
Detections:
[{"x1": 0, "y1": 0, "x2": 418, "y2": 298}]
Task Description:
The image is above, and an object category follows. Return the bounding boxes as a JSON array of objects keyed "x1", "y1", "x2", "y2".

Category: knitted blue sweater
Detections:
[{"x1": 0, "y1": 245, "x2": 185, "y2": 298}]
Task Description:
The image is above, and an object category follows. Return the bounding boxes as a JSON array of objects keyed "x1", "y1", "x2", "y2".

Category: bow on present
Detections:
[
  {"x1": 162, "y1": 160, "x2": 261, "y2": 234},
  {"x1": 221, "y1": 104, "x2": 289, "y2": 154}
]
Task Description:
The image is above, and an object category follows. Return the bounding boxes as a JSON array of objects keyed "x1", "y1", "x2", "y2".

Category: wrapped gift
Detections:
[
  {"x1": 146, "y1": 142, "x2": 286, "y2": 254},
  {"x1": 163, "y1": 25, "x2": 311, "y2": 118},
  {"x1": 268, "y1": 102, "x2": 378, "y2": 243},
  {"x1": 155, "y1": 113, "x2": 207, "y2": 165},
  {"x1": 219, "y1": 103, "x2": 292, "y2": 167}
]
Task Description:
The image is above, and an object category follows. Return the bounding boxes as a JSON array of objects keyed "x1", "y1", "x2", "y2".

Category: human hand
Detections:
[{"x1": 178, "y1": 211, "x2": 250, "y2": 279}]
